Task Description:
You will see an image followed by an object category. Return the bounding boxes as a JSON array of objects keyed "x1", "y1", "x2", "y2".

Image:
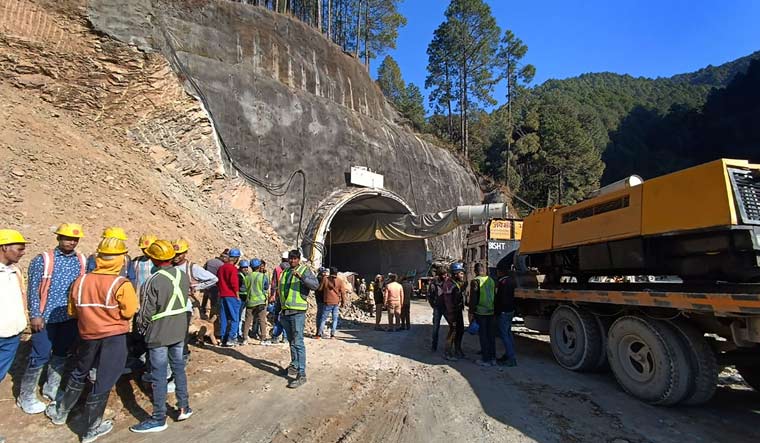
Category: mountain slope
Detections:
[{"x1": 532, "y1": 50, "x2": 760, "y2": 183}]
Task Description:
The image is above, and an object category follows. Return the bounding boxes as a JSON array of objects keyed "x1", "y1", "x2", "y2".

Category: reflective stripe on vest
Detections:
[
  {"x1": 150, "y1": 269, "x2": 187, "y2": 321},
  {"x1": 474, "y1": 275, "x2": 495, "y2": 315},
  {"x1": 246, "y1": 272, "x2": 267, "y2": 307},
  {"x1": 279, "y1": 265, "x2": 308, "y2": 310},
  {"x1": 75, "y1": 274, "x2": 125, "y2": 309},
  {"x1": 39, "y1": 249, "x2": 86, "y2": 314}
]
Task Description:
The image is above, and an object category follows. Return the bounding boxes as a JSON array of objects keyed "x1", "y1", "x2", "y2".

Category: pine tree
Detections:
[
  {"x1": 426, "y1": 0, "x2": 500, "y2": 158},
  {"x1": 497, "y1": 29, "x2": 535, "y2": 189},
  {"x1": 376, "y1": 55, "x2": 405, "y2": 105},
  {"x1": 361, "y1": 0, "x2": 407, "y2": 70},
  {"x1": 426, "y1": 22, "x2": 456, "y2": 142},
  {"x1": 399, "y1": 83, "x2": 426, "y2": 131}
]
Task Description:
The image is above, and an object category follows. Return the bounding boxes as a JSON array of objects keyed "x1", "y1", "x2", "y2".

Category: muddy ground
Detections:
[{"x1": 0, "y1": 300, "x2": 757, "y2": 443}]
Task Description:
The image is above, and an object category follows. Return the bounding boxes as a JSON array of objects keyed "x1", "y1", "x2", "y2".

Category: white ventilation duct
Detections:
[{"x1": 329, "y1": 203, "x2": 509, "y2": 244}]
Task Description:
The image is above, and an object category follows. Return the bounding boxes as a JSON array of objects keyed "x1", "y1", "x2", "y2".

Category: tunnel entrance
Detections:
[{"x1": 303, "y1": 189, "x2": 428, "y2": 282}]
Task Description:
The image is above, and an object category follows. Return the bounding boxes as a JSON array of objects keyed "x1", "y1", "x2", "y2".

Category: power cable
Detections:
[{"x1": 157, "y1": 20, "x2": 308, "y2": 248}]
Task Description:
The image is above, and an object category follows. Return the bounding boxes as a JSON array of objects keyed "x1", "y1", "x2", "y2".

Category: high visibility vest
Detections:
[
  {"x1": 39, "y1": 249, "x2": 86, "y2": 314},
  {"x1": 474, "y1": 275, "x2": 495, "y2": 315},
  {"x1": 279, "y1": 264, "x2": 309, "y2": 311},
  {"x1": 246, "y1": 272, "x2": 267, "y2": 307},
  {"x1": 150, "y1": 268, "x2": 187, "y2": 321}
]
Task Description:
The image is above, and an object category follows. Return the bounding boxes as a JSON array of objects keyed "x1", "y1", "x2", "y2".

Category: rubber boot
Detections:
[
  {"x1": 81, "y1": 392, "x2": 113, "y2": 443},
  {"x1": 16, "y1": 366, "x2": 47, "y2": 414},
  {"x1": 45, "y1": 378, "x2": 85, "y2": 425},
  {"x1": 42, "y1": 355, "x2": 66, "y2": 401}
]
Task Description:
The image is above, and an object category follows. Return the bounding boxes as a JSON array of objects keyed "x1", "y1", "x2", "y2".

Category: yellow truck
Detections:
[{"x1": 471, "y1": 159, "x2": 760, "y2": 405}]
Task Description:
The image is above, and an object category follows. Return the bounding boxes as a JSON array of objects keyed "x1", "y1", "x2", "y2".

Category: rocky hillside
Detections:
[
  {"x1": 0, "y1": 0, "x2": 285, "y2": 267},
  {"x1": 88, "y1": 0, "x2": 483, "y2": 261}
]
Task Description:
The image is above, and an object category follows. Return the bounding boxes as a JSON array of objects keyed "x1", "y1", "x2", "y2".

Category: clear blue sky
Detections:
[{"x1": 373, "y1": 0, "x2": 760, "y2": 111}]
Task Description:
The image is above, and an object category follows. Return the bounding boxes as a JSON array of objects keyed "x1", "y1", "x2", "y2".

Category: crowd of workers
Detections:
[
  {"x1": 368, "y1": 261, "x2": 517, "y2": 366},
  {"x1": 0, "y1": 224, "x2": 324, "y2": 443},
  {"x1": 0, "y1": 223, "x2": 517, "y2": 443}
]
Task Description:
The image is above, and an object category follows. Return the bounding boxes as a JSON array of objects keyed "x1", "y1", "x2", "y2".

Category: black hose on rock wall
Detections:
[{"x1": 157, "y1": 21, "x2": 308, "y2": 248}]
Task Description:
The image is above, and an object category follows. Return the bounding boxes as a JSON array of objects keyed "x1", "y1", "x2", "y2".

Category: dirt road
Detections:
[{"x1": 1, "y1": 300, "x2": 758, "y2": 442}]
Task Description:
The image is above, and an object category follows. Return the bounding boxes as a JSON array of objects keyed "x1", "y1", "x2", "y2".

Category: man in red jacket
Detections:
[{"x1": 216, "y1": 248, "x2": 241, "y2": 347}]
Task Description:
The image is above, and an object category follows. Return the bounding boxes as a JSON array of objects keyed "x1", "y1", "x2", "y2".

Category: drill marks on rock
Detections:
[
  {"x1": 0, "y1": 0, "x2": 74, "y2": 53},
  {"x1": 285, "y1": 44, "x2": 294, "y2": 89},
  {"x1": 251, "y1": 31, "x2": 261, "y2": 75},
  {"x1": 235, "y1": 31, "x2": 243, "y2": 65},
  {"x1": 312, "y1": 49, "x2": 321, "y2": 97}
]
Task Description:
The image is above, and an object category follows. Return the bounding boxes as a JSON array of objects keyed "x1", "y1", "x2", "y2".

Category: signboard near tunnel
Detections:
[{"x1": 350, "y1": 166, "x2": 384, "y2": 189}]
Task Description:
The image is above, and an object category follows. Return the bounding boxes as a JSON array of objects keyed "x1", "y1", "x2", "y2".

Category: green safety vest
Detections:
[
  {"x1": 150, "y1": 268, "x2": 187, "y2": 321},
  {"x1": 279, "y1": 264, "x2": 309, "y2": 311},
  {"x1": 245, "y1": 272, "x2": 267, "y2": 307},
  {"x1": 474, "y1": 275, "x2": 495, "y2": 316}
]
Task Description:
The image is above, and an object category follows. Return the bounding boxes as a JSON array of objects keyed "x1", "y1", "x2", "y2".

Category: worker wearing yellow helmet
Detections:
[
  {"x1": 132, "y1": 240, "x2": 193, "y2": 432},
  {"x1": 17, "y1": 223, "x2": 87, "y2": 415},
  {"x1": 85, "y1": 227, "x2": 135, "y2": 281},
  {"x1": 0, "y1": 230, "x2": 29, "y2": 399},
  {"x1": 132, "y1": 233, "x2": 158, "y2": 295},
  {"x1": 171, "y1": 239, "x2": 218, "y2": 304}
]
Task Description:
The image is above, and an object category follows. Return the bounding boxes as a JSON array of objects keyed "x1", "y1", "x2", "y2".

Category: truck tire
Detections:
[
  {"x1": 668, "y1": 319, "x2": 718, "y2": 405},
  {"x1": 549, "y1": 305, "x2": 604, "y2": 371},
  {"x1": 607, "y1": 316, "x2": 693, "y2": 405},
  {"x1": 736, "y1": 364, "x2": 760, "y2": 392}
]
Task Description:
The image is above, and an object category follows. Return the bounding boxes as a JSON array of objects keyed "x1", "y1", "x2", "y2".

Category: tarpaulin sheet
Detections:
[{"x1": 328, "y1": 209, "x2": 459, "y2": 244}]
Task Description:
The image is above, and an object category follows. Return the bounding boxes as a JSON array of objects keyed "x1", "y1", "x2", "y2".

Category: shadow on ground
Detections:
[{"x1": 336, "y1": 300, "x2": 760, "y2": 443}]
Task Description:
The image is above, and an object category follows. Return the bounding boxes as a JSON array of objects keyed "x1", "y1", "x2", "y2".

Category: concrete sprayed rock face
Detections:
[{"x1": 88, "y1": 0, "x2": 482, "y2": 264}]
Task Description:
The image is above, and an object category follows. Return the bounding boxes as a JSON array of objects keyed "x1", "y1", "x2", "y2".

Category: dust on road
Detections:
[{"x1": 1, "y1": 300, "x2": 758, "y2": 442}]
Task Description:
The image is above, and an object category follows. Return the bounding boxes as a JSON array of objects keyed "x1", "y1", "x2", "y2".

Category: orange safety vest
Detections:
[
  {"x1": 71, "y1": 273, "x2": 130, "y2": 340},
  {"x1": 39, "y1": 249, "x2": 86, "y2": 315}
]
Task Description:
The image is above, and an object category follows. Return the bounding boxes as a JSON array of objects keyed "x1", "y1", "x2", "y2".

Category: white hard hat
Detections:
[{"x1": 281, "y1": 251, "x2": 289, "y2": 260}]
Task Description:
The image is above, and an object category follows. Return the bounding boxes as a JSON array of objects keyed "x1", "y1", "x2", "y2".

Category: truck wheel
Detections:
[
  {"x1": 549, "y1": 305, "x2": 604, "y2": 371},
  {"x1": 736, "y1": 364, "x2": 760, "y2": 392},
  {"x1": 668, "y1": 319, "x2": 718, "y2": 405},
  {"x1": 607, "y1": 316, "x2": 693, "y2": 405}
]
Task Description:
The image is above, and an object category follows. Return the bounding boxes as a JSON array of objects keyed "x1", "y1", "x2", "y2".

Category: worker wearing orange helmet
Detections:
[
  {"x1": 85, "y1": 227, "x2": 135, "y2": 281},
  {"x1": 132, "y1": 233, "x2": 158, "y2": 294},
  {"x1": 17, "y1": 223, "x2": 86, "y2": 415}
]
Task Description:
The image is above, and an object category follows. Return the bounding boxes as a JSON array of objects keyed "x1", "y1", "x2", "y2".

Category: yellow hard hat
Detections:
[
  {"x1": 0, "y1": 229, "x2": 28, "y2": 246},
  {"x1": 101, "y1": 226, "x2": 128, "y2": 241},
  {"x1": 55, "y1": 223, "x2": 85, "y2": 238},
  {"x1": 172, "y1": 239, "x2": 190, "y2": 254},
  {"x1": 144, "y1": 239, "x2": 176, "y2": 261},
  {"x1": 138, "y1": 233, "x2": 158, "y2": 250},
  {"x1": 97, "y1": 237, "x2": 128, "y2": 255}
]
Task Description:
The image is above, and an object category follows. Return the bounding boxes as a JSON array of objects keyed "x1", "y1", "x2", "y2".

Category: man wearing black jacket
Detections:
[
  {"x1": 495, "y1": 263, "x2": 517, "y2": 366},
  {"x1": 427, "y1": 267, "x2": 448, "y2": 352}
]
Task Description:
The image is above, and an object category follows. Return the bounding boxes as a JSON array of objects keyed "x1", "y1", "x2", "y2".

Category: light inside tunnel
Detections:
[{"x1": 322, "y1": 194, "x2": 427, "y2": 281}]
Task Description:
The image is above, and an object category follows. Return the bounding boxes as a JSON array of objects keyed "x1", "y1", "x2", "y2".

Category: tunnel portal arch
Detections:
[{"x1": 302, "y1": 188, "x2": 428, "y2": 280}]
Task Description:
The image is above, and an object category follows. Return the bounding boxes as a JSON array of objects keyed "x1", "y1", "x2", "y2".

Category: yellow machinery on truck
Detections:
[{"x1": 474, "y1": 159, "x2": 760, "y2": 405}]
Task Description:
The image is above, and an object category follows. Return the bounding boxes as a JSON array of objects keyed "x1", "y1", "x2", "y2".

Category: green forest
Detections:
[
  {"x1": 238, "y1": 0, "x2": 759, "y2": 211},
  {"x1": 373, "y1": 0, "x2": 760, "y2": 211}
]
